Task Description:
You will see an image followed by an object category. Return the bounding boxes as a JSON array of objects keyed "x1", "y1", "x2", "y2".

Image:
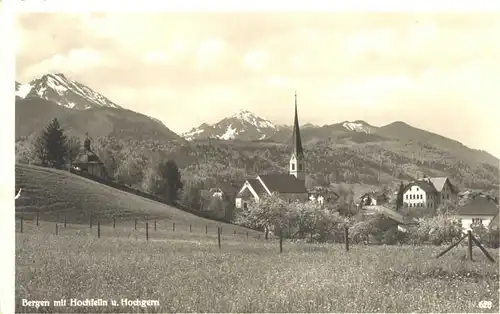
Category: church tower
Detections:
[{"x1": 289, "y1": 91, "x2": 305, "y2": 181}]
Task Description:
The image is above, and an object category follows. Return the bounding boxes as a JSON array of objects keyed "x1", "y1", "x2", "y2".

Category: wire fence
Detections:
[
  {"x1": 14, "y1": 212, "x2": 268, "y2": 245},
  {"x1": 15, "y1": 211, "x2": 355, "y2": 255}
]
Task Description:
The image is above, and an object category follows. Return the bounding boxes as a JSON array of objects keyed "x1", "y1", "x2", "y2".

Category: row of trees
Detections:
[{"x1": 234, "y1": 193, "x2": 499, "y2": 248}]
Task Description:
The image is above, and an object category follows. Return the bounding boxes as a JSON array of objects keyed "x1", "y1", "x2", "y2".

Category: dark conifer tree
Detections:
[
  {"x1": 396, "y1": 181, "x2": 405, "y2": 210},
  {"x1": 36, "y1": 118, "x2": 67, "y2": 169},
  {"x1": 157, "y1": 159, "x2": 183, "y2": 205}
]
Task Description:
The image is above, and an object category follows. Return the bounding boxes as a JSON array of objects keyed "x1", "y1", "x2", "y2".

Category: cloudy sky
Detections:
[{"x1": 15, "y1": 12, "x2": 500, "y2": 157}]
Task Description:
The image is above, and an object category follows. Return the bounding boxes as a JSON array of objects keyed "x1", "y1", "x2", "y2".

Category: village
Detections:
[{"x1": 192, "y1": 94, "x2": 500, "y2": 243}]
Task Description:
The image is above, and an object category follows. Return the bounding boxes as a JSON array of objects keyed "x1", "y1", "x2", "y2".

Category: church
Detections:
[{"x1": 235, "y1": 92, "x2": 310, "y2": 210}]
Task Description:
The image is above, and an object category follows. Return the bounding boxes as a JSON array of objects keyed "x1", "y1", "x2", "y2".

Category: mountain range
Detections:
[
  {"x1": 14, "y1": 73, "x2": 500, "y2": 192},
  {"x1": 15, "y1": 73, "x2": 182, "y2": 142}
]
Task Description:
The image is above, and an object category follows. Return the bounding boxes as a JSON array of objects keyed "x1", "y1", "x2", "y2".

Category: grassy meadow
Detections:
[
  {"x1": 16, "y1": 222, "x2": 500, "y2": 313},
  {"x1": 15, "y1": 164, "x2": 500, "y2": 313}
]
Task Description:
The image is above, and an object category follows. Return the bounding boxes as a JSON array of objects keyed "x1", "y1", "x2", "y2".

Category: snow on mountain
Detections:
[
  {"x1": 183, "y1": 110, "x2": 280, "y2": 141},
  {"x1": 15, "y1": 73, "x2": 122, "y2": 110},
  {"x1": 231, "y1": 110, "x2": 277, "y2": 129},
  {"x1": 342, "y1": 121, "x2": 374, "y2": 134},
  {"x1": 15, "y1": 82, "x2": 33, "y2": 99}
]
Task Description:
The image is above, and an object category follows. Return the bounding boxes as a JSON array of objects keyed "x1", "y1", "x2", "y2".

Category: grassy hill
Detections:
[
  {"x1": 14, "y1": 164, "x2": 256, "y2": 233},
  {"x1": 15, "y1": 97, "x2": 184, "y2": 142}
]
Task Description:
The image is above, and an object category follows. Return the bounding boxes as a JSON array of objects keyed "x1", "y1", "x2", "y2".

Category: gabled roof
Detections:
[
  {"x1": 258, "y1": 174, "x2": 308, "y2": 194},
  {"x1": 457, "y1": 196, "x2": 499, "y2": 216},
  {"x1": 361, "y1": 191, "x2": 389, "y2": 199},
  {"x1": 362, "y1": 205, "x2": 419, "y2": 225},
  {"x1": 429, "y1": 177, "x2": 448, "y2": 192},
  {"x1": 249, "y1": 178, "x2": 268, "y2": 196},
  {"x1": 404, "y1": 180, "x2": 437, "y2": 194},
  {"x1": 237, "y1": 178, "x2": 268, "y2": 197}
]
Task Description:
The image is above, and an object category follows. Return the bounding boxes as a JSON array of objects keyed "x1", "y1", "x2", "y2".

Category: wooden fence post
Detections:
[
  {"x1": 89, "y1": 216, "x2": 92, "y2": 229},
  {"x1": 468, "y1": 230, "x2": 473, "y2": 261},
  {"x1": 98, "y1": 222, "x2": 101, "y2": 239},
  {"x1": 36, "y1": 211, "x2": 39, "y2": 226},
  {"x1": 345, "y1": 226, "x2": 349, "y2": 252},
  {"x1": 154, "y1": 220, "x2": 156, "y2": 231},
  {"x1": 64, "y1": 215, "x2": 67, "y2": 228},
  {"x1": 234, "y1": 230, "x2": 236, "y2": 236},
  {"x1": 55, "y1": 223, "x2": 58, "y2": 236},
  {"x1": 246, "y1": 231, "x2": 249, "y2": 239},
  {"x1": 189, "y1": 224, "x2": 192, "y2": 233},
  {"x1": 20, "y1": 216, "x2": 23, "y2": 233},
  {"x1": 173, "y1": 222, "x2": 175, "y2": 232},
  {"x1": 205, "y1": 225, "x2": 208, "y2": 234},
  {"x1": 113, "y1": 218, "x2": 116, "y2": 229},
  {"x1": 470, "y1": 233, "x2": 496, "y2": 263},
  {"x1": 279, "y1": 230, "x2": 283, "y2": 253},
  {"x1": 146, "y1": 223, "x2": 149, "y2": 241},
  {"x1": 135, "y1": 219, "x2": 137, "y2": 230},
  {"x1": 218, "y1": 227, "x2": 221, "y2": 249}
]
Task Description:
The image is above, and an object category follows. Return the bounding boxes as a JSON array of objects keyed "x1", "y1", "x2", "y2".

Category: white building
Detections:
[
  {"x1": 456, "y1": 195, "x2": 499, "y2": 232},
  {"x1": 402, "y1": 176, "x2": 458, "y2": 210}
]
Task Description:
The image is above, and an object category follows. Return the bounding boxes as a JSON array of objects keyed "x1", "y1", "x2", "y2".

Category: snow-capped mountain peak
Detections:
[
  {"x1": 183, "y1": 110, "x2": 279, "y2": 141},
  {"x1": 231, "y1": 109, "x2": 277, "y2": 129},
  {"x1": 15, "y1": 73, "x2": 122, "y2": 110},
  {"x1": 342, "y1": 121, "x2": 373, "y2": 134}
]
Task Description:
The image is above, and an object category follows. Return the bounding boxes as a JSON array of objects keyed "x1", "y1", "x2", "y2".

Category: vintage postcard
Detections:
[{"x1": 7, "y1": 1, "x2": 500, "y2": 313}]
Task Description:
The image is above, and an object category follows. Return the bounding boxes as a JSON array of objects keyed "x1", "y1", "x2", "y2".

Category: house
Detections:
[
  {"x1": 308, "y1": 187, "x2": 340, "y2": 206},
  {"x1": 202, "y1": 183, "x2": 239, "y2": 200},
  {"x1": 427, "y1": 176, "x2": 458, "y2": 204},
  {"x1": 235, "y1": 93, "x2": 309, "y2": 209},
  {"x1": 360, "y1": 205, "x2": 419, "y2": 226},
  {"x1": 456, "y1": 195, "x2": 499, "y2": 232},
  {"x1": 402, "y1": 176, "x2": 458, "y2": 210},
  {"x1": 360, "y1": 191, "x2": 390, "y2": 206},
  {"x1": 72, "y1": 133, "x2": 107, "y2": 179}
]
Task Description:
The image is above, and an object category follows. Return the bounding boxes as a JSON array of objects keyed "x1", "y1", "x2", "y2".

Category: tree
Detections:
[
  {"x1": 36, "y1": 118, "x2": 67, "y2": 169},
  {"x1": 181, "y1": 179, "x2": 203, "y2": 210},
  {"x1": 114, "y1": 149, "x2": 148, "y2": 186},
  {"x1": 66, "y1": 136, "x2": 81, "y2": 169},
  {"x1": 157, "y1": 159, "x2": 183, "y2": 205},
  {"x1": 396, "y1": 181, "x2": 405, "y2": 211},
  {"x1": 235, "y1": 193, "x2": 289, "y2": 239},
  {"x1": 207, "y1": 197, "x2": 226, "y2": 219}
]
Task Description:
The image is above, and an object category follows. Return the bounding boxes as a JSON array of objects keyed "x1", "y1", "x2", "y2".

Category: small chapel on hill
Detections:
[{"x1": 235, "y1": 92, "x2": 310, "y2": 210}]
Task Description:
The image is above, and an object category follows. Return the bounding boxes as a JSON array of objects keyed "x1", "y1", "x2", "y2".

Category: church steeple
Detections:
[
  {"x1": 289, "y1": 91, "x2": 305, "y2": 181},
  {"x1": 292, "y1": 91, "x2": 304, "y2": 158}
]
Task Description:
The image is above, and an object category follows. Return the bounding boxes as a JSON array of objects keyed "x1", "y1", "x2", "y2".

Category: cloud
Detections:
[
  {"x1": 196, "y1": 38, "x2": 228, "y2": 70},
  {"x1": 14, "y1": 12, "x2": 500, "y2": 156},
  {"x1": 242, "y1": 49, "x2": 270, "y2": 72}
]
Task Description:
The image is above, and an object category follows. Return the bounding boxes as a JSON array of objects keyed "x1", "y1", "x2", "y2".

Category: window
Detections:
[
  {"x1": 472, "y1": 218, "x2": 483, "y2": 224},
  {"x1": 291, "y1": 163, "x2": 295, "y2": 170},
  {"x1": 243, "y1": 203, "x2": 248, "y2": 209},
  {"x1": 416, "y1": 187, "x2": 420, "y2": 191},
  {"x1": 406, "y1": 195, "x2": 408, "y2": 200}
]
